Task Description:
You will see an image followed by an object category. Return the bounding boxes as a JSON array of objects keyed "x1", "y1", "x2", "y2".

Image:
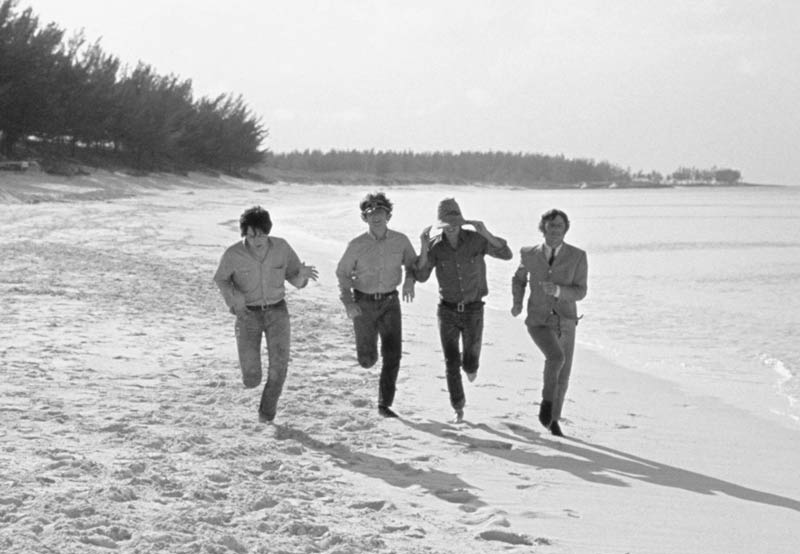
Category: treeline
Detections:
[
  {"x1": 668, "y1": 166, "x2": 741, "y2": 183},
  {"x1": 263, "y1": 149, "x2": 631, "y2": 185},
  {"x1": 0, "y1": 0, "x2": 265, "y2": 171}
]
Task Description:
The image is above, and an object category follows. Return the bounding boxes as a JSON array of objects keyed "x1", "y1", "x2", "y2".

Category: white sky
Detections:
[{"x1": 21, "y1": 0, "x2": 800, "y2": 184}]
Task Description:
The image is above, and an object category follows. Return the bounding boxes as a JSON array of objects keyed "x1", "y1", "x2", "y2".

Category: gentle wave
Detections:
[
  {"x1": 591, "y1": 241, "x2": 800, "y2": 254},
  {"x1": 762, "y1": 354, "x2": 798, "y2": 405}
]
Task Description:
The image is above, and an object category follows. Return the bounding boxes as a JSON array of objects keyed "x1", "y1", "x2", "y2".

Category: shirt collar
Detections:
[
  {"x1": 368, "y1": 228, "x2": 389, "y2": 241},
  {"x1": 544, "y1": 243, "x2": 562, "y2": 256},
  {"x1": 243, "y1": 236, "x2": 272, "y2": 255}
]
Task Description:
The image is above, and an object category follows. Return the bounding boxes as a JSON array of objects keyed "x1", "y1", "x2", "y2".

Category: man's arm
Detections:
[
  {"x1": 401, "y1": 235, "x2": 417, "y2": 302},
  {"x1": 469, "y1": 220, "x2": 513, "y2": 260},
  {"x1": 335, "y1": 243, "x2": 358, "y2": 308},
  {"x1": 414, "y1": 226, "x2": 435, "y2": 283},
  {"x1": 285, "y1": 243, "x2": 318, "y2": 289},
  {"x1": 510, "y1": 255, "x2": 529, "y2": 316},
  {"x1": 556, "y1": 251, "x2": 588, "y2": 302},
  {"x1": 213, "y1": 256, "x2": 246, "y2": 314}
]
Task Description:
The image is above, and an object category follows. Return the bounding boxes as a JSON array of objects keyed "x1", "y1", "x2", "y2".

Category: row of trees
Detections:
[
  {"x1": 263, "y1": 149, "x2": 631, "y2": 185},
  {"x1": 668, "y1": 167, "x2": 741, "y2": 183},
  {"x1": 0, "y1": 0, "x2": 265, "y2": 171}
]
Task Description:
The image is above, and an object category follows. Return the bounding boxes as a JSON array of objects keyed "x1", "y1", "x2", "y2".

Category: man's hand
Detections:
[
  {"x1": 420, "y1": 225, "x2": 432, "y2": 248},
  {"x1": 345, "y1": 303, "x2": 362, "y2": 319},
  {"x1": 510, "y1": 305, "x2": 522, "y2": 317},
  {"x1": 231, "y1": 299, "x2": 248, "y2": 317},
  {"x1": 541, "y1": 281, "x2": 558, "y2": 296},
  {"x1": 467, "y1": 220, "x2": 488, "y2": 236},
  {"x1": 299, "y1": 263, "x2": 319, "y2": 282},
  {"x1": 402, "y1": 280, "x2": 415, "y2": 302}
]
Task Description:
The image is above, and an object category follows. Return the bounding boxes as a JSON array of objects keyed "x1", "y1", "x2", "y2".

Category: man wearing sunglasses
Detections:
[
  {"x1": 336, "y1": 192, "x2": 417, "y2": 418},
  {"x1": 214, "y1": 206, "x2": 318, "y2": 424}
]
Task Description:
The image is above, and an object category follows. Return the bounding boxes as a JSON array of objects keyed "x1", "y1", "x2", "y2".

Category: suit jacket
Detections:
[{"x1": 511, "y1": 242, "x2": 588, "y2": 327}]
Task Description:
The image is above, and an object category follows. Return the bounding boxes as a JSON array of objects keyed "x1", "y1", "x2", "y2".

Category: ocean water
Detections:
[
  {"x1": 282, "y1": 183, "x2": 800, "y2": 429},
  {"x1": 455, "y1": 184, "x2": 800, "y2": 428}
]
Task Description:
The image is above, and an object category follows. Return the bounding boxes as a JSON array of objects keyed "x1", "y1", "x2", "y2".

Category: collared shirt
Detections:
[
  {"x1": 544, "y1": 243, "x2": 562, "y2": 262},
  {"x1": 416, "y1": 229, "x2": 513, "y2": 304},
  {"x1": 544, "y1": 243, "x2": 563, "y2": 296},
  {"x1": 336, "y1": 228, "x2": 417, "y2": 306},
  {"x1": 214, "y1": 236, "x2": 307, "y2": 309}
]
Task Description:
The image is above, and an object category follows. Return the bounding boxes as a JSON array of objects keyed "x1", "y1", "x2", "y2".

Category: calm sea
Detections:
[
  {"x1": 271, "y1": 183, "x2": 800, "y2": 429},
  {"x1": 470, "y1": 185, "x2": 800, "y2": 428}
]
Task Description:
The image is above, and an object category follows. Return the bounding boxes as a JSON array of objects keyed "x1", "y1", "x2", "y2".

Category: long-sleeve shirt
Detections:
[
  {"x1": 214, "y1": 236, "x2": 308, "y2": 310},
  {"x1": 416, "y1": 229, "x2": 513, "y2": 304},
  {"x1": 336, "y1": 229, "x2": 417, "y2": 307},
  {"x1": 511, "y1": 242, "x2": 587, "y2": 326}
]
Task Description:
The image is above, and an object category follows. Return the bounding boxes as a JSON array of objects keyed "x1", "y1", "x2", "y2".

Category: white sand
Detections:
[{"x1": 1, "y1": 172, "x2": 798, "y2": 553}]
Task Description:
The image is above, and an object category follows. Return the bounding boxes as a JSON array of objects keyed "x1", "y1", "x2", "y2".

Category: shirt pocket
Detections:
[
  {"x1": 389, "y1": 246, "x2": 408, "y2": 265},
  {"x1": 233, "y1": 268, "x2": 255, "y2": 291},
  {"x1": 268, "y1": 264, "x2": 286, "y2": 287}
]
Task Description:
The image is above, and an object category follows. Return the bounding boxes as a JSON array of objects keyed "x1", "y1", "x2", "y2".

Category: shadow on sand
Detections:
[
  {"x1": 273, "y1": 424, "x2": 486, "y2": 509},
  {"x1": 401, "y1": 419, "x2": 800, "y2": 513}
]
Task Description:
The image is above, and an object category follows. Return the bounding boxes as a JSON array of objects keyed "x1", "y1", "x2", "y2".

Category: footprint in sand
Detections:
[
  {"x1": 350, "y1": 500, "x2": 390, "y2": 511},
  {"x1": 459, "y1": 507, "x2": 509, "y2": 526},
  {"x1": 476, "y1": 530, "x2": 533, "y2": 546},
  {"x1": 433, "y1": 488, "x2": 483, "y2": 513}
]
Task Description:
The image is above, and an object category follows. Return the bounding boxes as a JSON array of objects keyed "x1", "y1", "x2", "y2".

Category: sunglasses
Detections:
[{"x1": 362, "y1": 202, "x2": 390, "y2": 214}]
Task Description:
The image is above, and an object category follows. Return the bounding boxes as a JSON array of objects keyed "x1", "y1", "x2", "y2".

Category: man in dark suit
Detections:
[{"x1": 511, "y1": 209, "x2": 588, "y2": 436}]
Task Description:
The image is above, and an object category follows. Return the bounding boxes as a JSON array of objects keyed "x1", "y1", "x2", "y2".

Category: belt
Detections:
[
  {"x1": 354, "y1": 289, "x2": 398, "y2": 301},
  {"x1": 440, "y1": 300, "x2": 484, "y2": 313},
  {"x1": 246, "y1": 299, "x2": 286, "y2": 310}
]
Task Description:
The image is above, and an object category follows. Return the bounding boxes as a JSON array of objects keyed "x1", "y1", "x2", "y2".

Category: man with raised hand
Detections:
[
  {"x1": 214, "y1": 206, "x2": 318, "y2": 424},
  {"x1": 416, "y1": 198, "x2": 512, "y2": 422}
]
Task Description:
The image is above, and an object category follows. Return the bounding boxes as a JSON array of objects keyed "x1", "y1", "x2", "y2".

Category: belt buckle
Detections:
[
  {"x1": 457, "y1": 302, "x2": 465, "y2": 313},
  {"x1": 374, "y1": 292, "x2": 384, "y2": 300}
]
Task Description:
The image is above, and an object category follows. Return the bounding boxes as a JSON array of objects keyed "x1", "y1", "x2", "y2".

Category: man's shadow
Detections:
[
  {"x1": 401, "y1": 419, "x2": 800, "y2": 513},
  {"x1": 272, "y1": 424, "x2": 486, "y2": 509}
]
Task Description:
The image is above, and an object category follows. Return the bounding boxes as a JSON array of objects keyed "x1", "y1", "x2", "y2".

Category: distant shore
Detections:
[
  {"x1": 250, "y1": 167, "x2": 767, "y2": 189},
  {"x1": 0, "y1": 164, "x2": 772, "y2": 205}
]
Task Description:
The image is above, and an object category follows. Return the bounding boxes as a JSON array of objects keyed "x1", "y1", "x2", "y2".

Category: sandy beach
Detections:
[{"x1": 1, "y1": 172, "x2": 798, "y2": 554}]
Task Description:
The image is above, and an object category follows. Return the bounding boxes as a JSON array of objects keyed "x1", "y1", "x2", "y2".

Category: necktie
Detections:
[{"x1": 548, "y1": 247, "x2": 556, "y2": 266}]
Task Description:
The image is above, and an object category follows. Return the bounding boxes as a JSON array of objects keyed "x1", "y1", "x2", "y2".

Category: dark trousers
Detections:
[
  {"x1": 438, "y1": 302, "x2": 484, "y2": 410},
  {"x1": 234, "y1": 302, "x2": 291, "y2": 419},
  {"x1": 352, "y1": 294, "x2": 402, "y2": 407},
  {"x1": 527, "y1": 313, "x2": 576, "y2": 421}
]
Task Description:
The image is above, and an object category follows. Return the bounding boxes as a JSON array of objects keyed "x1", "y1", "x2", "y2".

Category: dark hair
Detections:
[
  {"x1": 239, "y1": 206, "x2": 272, "y2": 236},
  {"x1": 359, "y1": 191, "x2": 393, "y2": 214},
  {"x1": 538, "y1": 208, "x2": 570, "y2": 233}
]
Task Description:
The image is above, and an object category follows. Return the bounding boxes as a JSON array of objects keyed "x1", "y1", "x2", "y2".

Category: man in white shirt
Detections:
[
  {"x1": 336, "y1": 192, "x2": 417, "y2": 418},
  {"x1": 214, "y1": 206, "x2": 318, "y2": 423}
]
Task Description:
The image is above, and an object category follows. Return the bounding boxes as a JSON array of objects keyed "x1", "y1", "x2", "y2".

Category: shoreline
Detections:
[
  {"x1": 1, "y1": 174, "x2": 798, "y2": 553},
  {"x1": 0, "y1": 168, "x2": 779, "y2": 207}
]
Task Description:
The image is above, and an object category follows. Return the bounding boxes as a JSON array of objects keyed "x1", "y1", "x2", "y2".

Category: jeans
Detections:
[
  {"x1": 527, "y1": 313, "x2": 576, "y2": 421},
  {"x1": 438, "y1": 302, "x2": 484, "y2": 410},
  {"x1": 235, "y1": 302, "x2": 291, "y2": 419},
  {"x1": 352, "y1": 294, "x2": 402, "y2": 407}
]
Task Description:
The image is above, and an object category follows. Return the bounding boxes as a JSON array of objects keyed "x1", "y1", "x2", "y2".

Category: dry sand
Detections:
[{"x1": 1, "y1": 171, "x2": 798, "y2": 553}]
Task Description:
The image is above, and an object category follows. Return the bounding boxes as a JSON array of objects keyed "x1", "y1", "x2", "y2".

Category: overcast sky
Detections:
[{"x1": 21, "y1": 0, "x2": 800, "y2": 184}]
